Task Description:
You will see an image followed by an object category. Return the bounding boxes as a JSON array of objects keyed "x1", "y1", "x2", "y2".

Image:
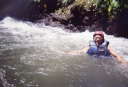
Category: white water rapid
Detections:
[{"x1": 0, "y1": 17, "x2": 128, "y2": 87}]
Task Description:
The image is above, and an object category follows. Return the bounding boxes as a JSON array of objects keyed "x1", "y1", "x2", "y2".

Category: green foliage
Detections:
[
  {"x1": 31, "y1": 0, "x2": 128, "y2": 19},
  {"x1": 89, "y1": 0, "x2": 128, "y2": 19},
  {"x1": 57, "y1": 0, "x2": 75, "y2": 5}
]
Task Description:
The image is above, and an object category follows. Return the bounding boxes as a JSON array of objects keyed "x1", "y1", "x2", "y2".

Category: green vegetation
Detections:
[
  {"x1": 54, "y1": 0, "x2": 128, "y2": 20},
  {"x1": 29, "y1": 0, "x2": 128, "y2": 22}
]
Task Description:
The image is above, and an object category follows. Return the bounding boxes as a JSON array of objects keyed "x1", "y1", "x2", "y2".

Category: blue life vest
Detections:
[{"x1": 87, "y1": 40, "x2": 111, "y2": 57}]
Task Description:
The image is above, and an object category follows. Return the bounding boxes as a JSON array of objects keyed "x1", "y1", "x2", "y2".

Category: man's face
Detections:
[{"x1": 93, "y1": 35, "x2": 103, "y2": 45}]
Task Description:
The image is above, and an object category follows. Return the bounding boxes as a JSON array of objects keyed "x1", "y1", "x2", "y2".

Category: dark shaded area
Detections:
[
  {"x1": 0, "y1": 0, "x2": 61, "y2": 21},
  {"x1": 0, "y1": 82, "x2": 3, "y2": 87},
  {"x1": 116, "y1": 8, "x2": 128, "y2": 37},
  {"x1": 40, "y1": 0, "x2": 59, "y2": 12},
  {"x1": 0, "y1": 0, "x2": 45, "y2": 22},
  {"x1": 0, "y1": 0, "x2": 29, "y2": 20}
]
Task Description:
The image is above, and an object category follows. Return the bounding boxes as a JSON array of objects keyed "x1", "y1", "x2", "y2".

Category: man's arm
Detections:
[
  {"x1": 108, "y1": 46, "x2": 128, "y2": 65},
  {"x1": 65, "y1": 47, "x2": 89, "y2": 55}
]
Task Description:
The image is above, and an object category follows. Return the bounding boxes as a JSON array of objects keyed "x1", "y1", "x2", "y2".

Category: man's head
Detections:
[{"x1": 93, "y1": 31, "x2": 104, "y2": 45}]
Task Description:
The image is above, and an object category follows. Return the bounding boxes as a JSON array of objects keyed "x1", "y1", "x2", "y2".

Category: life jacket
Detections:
[{"x1": 87, "y1": 40, "x2": 111, "y2": 57}]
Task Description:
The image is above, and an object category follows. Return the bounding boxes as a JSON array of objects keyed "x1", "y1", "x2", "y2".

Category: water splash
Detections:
[{"x1": 0, "y1": 17, "x2": 128, "y2": 87}]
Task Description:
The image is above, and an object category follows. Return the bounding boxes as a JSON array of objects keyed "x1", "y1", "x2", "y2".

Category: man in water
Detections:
[{"x1": 67, "y1": 31, "x2": 128, "y2": 65}]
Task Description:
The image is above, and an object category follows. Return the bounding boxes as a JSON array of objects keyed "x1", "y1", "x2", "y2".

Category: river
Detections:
[{"x1": 0, "y1": 17, "x2": 128, "y2": 87}]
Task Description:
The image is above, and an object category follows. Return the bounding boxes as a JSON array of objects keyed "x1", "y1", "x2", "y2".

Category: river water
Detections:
[{"x1": 0, "y1": 17, "x2": 128, "y2": 87}]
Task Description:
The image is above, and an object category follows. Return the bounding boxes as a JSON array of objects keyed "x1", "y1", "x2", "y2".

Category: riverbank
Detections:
[
  {"x1": 36, "y1": 0, "x2": 128, "y2": 38},
  {"x1": 0, "y1": 0, "x2": 128, "y2": 38}
]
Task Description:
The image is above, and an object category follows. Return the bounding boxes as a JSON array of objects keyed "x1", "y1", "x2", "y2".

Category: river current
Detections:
[{"x1": 0, "y1": 17, "x2": 128, "y2": 87}]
